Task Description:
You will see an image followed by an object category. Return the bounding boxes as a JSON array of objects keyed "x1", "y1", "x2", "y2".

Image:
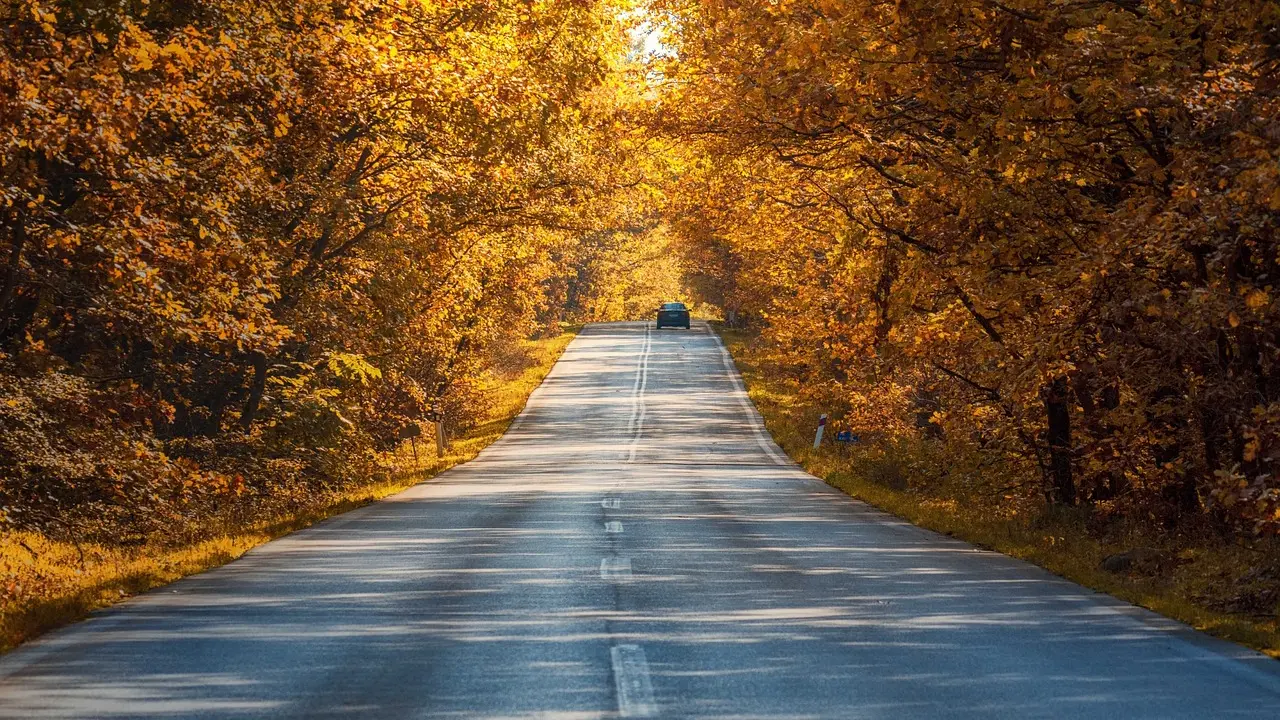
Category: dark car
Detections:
[{"x1": 656, "y1": 302, "x2": 691, "y2": 329}]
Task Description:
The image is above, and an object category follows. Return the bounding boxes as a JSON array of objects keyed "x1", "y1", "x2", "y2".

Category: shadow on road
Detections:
[{"x1": 2, "y1": 323, "x2": 1278, "y2": 718}]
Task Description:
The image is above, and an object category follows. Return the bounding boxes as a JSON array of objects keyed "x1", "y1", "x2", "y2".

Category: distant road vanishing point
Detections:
[{"x1": 2, "y1": 321, "x2": 1279, "y2": 718}]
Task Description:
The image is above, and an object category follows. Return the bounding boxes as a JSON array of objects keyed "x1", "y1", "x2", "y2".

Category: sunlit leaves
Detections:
[
  {"x1": 655, "y1": 0, "x2": 1280, "y2": 533},
  {"x1": 0, "y1": 0, "x2": 645, "y2": 542}
]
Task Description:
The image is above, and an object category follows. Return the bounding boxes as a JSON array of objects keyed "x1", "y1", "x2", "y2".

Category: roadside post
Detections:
[
  {"x1": 435, "y1": 416, "x2": 446, "y2": 458},
  {"x1": 813, "y1": 413, "x2": 828, "y2": 449}
]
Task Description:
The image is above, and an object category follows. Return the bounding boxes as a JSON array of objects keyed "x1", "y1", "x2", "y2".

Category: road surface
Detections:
[{"x1": 2, "y1": 321, "x2": 1279, "y2": 718}]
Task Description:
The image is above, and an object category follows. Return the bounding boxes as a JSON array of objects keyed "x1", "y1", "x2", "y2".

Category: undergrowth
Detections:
[{"x1": 0, "y1": 327, "x2": 578, "y2": 652}]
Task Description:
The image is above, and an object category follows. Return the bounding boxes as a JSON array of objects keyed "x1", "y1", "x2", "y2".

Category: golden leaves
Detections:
[
  {"x1": 325, "y1": 353, "x2": 383, "y2": 385},
  {"x1": 658, "y1": 0, "x2": 1280, "y2": 532},
  {"x1": 1245, "y1": 290, "x2": 1270, "y2": 311},
  {"x1": 0, "y1": 0, "x2": 640, "y2": 544}
]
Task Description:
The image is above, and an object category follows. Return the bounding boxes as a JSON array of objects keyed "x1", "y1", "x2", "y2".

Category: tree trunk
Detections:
[
  {"x1": 240, "y1": 351, "x2": 269, "y2": 432},
  {"x1": 1044, "y1": 377, "x2": 1075, "y2": 505},
  {"x1": 0, "y1": 213, "x2": 27, "y2": 333},
  {"x1": 872, "y1": 250, "x2": 899, "y2": 348},
  {"x1": 203, "y1": 382, "x2": 231, "y2": 437}
]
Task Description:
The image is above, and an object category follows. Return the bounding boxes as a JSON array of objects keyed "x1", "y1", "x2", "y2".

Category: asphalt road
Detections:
[{"x1": 2, "y1": 321, "x2": 1279, "y2": 718}]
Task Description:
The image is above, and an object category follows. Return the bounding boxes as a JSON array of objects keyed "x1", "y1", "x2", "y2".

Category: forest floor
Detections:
[
  {"x1": 716, "y1": 324, "x2": 1280, "y2": 659},
  {"x1": 0, "y1": 327, "x2": 579, "y2": 652}
]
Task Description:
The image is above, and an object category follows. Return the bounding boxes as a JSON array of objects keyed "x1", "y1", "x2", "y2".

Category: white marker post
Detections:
[{"x1": 814, "y1": 413, "x2": 828, "y2": 449}]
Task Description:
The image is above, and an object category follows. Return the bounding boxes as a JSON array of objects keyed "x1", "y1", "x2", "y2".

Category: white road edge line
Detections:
[
  {"x1": 705, "y1": 324, "x2": 791, "y2": 466},
  {"x1": 600, "y1": 557, "x2": 632, "y2": 581},
  {"x1": 605, "y1": 520, "x2": 624, "y2": 534},
  {"x1": 611, "y1": 644, "x2": 658, "y2": 718},
  {"x1": 626, "y1": 324, "x2": 652, "y2": 463},
  {"x1": 492, "y1": 327, "x2": 584, "y2": 445}
]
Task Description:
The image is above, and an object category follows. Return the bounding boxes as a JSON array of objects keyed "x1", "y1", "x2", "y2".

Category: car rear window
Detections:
[{"x1": 661, "y1": 303, "x2": 687, "y2": 310}]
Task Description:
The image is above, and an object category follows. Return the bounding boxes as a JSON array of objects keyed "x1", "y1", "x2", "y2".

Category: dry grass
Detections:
[
  {"x1": 716, "y1": 324, "x2": 1280, "y2": 659},
  {"x1": 0, "y1": 327, "x2": 578, "y2": 653}
]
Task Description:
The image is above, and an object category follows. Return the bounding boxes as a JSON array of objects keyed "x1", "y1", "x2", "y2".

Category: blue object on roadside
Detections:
[{"x1": 835, "y1": 431, "x2": 857, "y2": 443}]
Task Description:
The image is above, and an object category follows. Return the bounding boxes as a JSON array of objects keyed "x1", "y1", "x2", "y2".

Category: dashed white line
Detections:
[
  {"x1": 605, "y1": 520, "x2": 623, "y2": 534},
  {"x1": 611, "y1": 644, "x2": 657, "y2": 717},
  {"x1": 600, "y1": 557, "x2": 632, "y2": 581}
]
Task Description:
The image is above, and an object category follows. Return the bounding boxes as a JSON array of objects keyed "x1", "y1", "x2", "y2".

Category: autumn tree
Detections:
[
  {"x1": 0, "y1": 0, "x2": 651, "y2": 541},
  {"x1": 653, "y1": 0, "x2": 1280, "y2": 534}
]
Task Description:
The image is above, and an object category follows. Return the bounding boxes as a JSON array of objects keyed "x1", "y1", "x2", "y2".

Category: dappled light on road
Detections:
[{"x1": 1, "y1": 323, "x2": 1278, "y2": 718}]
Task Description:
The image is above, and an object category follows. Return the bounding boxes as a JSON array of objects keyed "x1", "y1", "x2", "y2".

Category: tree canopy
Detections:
[
  {"x1": 3, "y1": 0, "x2": 1279, "y2": 547},
  {"x1": 0, "y1": 0, "x2": 665, "y2": 540},
  {"x1": 651, "y1": 0, "x2": 1280, "y2": 535}
]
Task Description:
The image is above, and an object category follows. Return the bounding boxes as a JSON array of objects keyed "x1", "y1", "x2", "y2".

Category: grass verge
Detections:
[
  {"x1": 715, "y1": 323, "x2": 1280, "y2": 659},
  {"x1": 0, "y1": 327, "x2": 578, "y2": 653}
]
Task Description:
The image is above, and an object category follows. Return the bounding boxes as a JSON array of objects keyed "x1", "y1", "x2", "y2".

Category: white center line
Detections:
[
  {"x1": 625, "y1": 325, "x2": 651, "y2": 441},
  {"x1": 611, "y1": 644, "x2": 657, "y2": 717},
  {"x1": 601, "y1": 498, "x2": 621, "y2": 510},
  {"x1": 627, "y1": 325, "x2": 652, "y2": 463},
  {"x1": 605, "y1": 520, "x2": 623, "y2": 534},
  {"x1": 600, "y1": 557, "x2": 632, "y2": 581}
]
